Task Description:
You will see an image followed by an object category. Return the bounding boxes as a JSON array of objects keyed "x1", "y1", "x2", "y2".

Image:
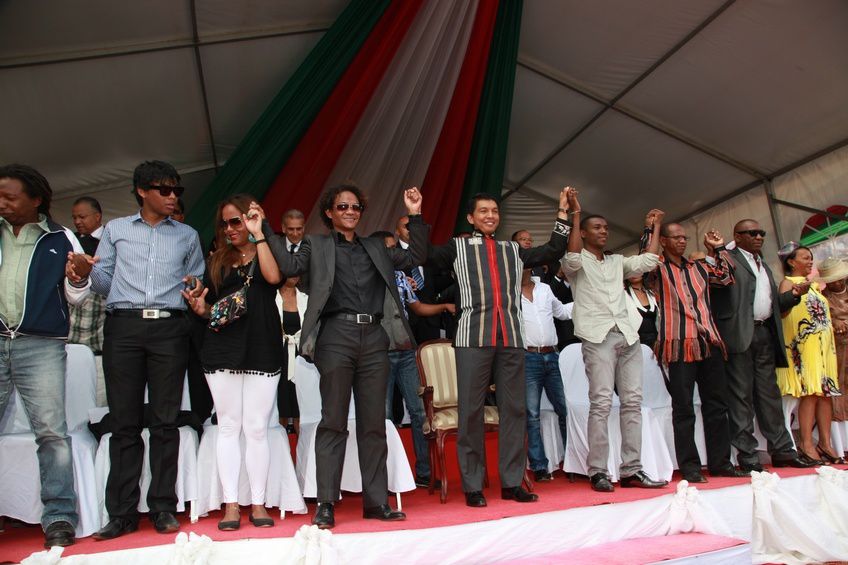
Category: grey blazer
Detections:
[
  {"x1": 711, "y1": 246, "x2": 799, "y2": 366},
  {"x1": 262, "y1": 216, "x2": 430, "y2": 359}
]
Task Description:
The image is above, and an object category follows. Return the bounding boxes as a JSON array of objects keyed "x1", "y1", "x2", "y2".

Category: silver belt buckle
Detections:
[
  {"x1": 356, "y1": 313, "x2": 372, "y2": 324},
  {"x1": 142, "y1": 309, "x2": 160, "y2": 319}
]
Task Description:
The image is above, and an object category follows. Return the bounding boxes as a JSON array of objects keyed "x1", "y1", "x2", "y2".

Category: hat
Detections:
[
  {"x1": 777, "y1": 241, "x2": 800, "y2": 261},
  {"x1": 817, "y1": 258, "x2": 848, "y2": 284}
]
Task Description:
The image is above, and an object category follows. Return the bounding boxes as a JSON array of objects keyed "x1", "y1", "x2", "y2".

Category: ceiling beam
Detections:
[{"x1": 502, "y1": 0, "x2": 739, "y2": 201}]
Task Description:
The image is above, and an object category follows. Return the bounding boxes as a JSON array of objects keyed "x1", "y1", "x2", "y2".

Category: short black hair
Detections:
[
  {"x1": 369, "y1": 230, "x2": 395, "y2": 240},
  {"x1": 579, "y1": 214, "x2": 605, "y2": 230},
  {"x1": 73, "y1": 196, "x2": 102, "y2": 214},
  {"x1": 466, "y1": 193, "x2": 499, "y2": 215},
  {"x1": 318, "y1": 183, "x2": 366, "y2": 229},
  {"x1": 0, "y1": 164, "x2": 52, "y2": 216},
  {"x1": 660, "y1": 222, "x2": 681, "y2": 237},
  {"x1": 131, "y1": 160, "x2": 180, "y2": 206}
]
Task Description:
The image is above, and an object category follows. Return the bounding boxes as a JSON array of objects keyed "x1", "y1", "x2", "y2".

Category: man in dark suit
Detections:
[
  {"x1": 711, "y1": 219, "x2": 815, "y2": 471},
  {"x1": 256, "y1": 184, "x2": 428, "y2": 529}
]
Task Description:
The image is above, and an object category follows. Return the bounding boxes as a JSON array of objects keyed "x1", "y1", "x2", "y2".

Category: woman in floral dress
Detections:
[
  {"x1": 776, "y1": 244, "x2": 842, "y2": 464},
  {"x1": 819, "y1": 258, "x2": 848, "y2": 424}
]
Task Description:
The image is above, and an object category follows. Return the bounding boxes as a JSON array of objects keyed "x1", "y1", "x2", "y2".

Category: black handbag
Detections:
[{"x1": 208, "y1": 260, "x2": 256, "y2": 332}]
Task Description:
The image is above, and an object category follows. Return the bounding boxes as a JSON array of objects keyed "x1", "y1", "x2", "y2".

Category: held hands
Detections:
[
  {"x1": 560, "y1": 186, "x2": 578, "y2": 216},
  {"x1": 791, "y1": 280, "x2": 811, "y2": 297},
  {"x1": 245, "y1": 202, "x2": 266, "y2": 237},
  {"x1": 181, "y1": 276, "x2": 209, "y2": 317},
  {"x1": 65, "y1": 252, "x2": 97, "y2": 282},
  {"x1": 645, "y1": 209, "x2": 665, "y2": 228},
  {"x1": 404, "y1": 187, "x2": 422, "y2": 215},
  {"x1": 703, "y1": 229, "x2": 724, "y2": 251}
]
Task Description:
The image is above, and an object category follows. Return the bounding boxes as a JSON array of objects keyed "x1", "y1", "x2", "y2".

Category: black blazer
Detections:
[
  {"x1": 262, "y1": 216, "x2": 430, "y2": 358},
  {"x1": 712, "y1": 247, "x2": 799, "y2": 367}
]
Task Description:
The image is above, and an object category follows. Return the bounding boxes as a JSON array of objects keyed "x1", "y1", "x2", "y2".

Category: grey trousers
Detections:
[{"x1": 582, "y1": 330, "x2": 643, "y2": 477}]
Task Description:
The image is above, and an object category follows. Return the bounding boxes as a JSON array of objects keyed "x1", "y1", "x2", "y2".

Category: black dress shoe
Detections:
[
  {"x1": 248, "y1": 514, "x2": 275, "y2": 528},
  {"x1": 93, "y1": 517, "x2": 138, "y2": 541},
  {"x1": 151, "y1": 511, "x2": 180, "y2": 534},
  {"x1": 312, "y1": 503, "x2": 335, "y2": 529},
  {"x1": 465, "y1": 491, "x2": 487, "y2": 507},
  {"x1": 501, "y1": 486, "x2": 539, "y2": 502},
  {"x1": 590, "y1": 473, "x2": 614, "y2": 492},
  {"x1": 44, "y1": 521, "x2": 76, "y2": 548},
  {"x1": 363, "y1": 504, "x2": 406, "y2": 521},
  {"x1": 681, "y1": 471, "x2": 707, "y2": 483},
  {"x1": 415, "y1": 475, "x2": 442, "y2": 488},
  {"x1": 773, "y1": 455, "x2": 818, "y2": 468},
  {"x1": 619, "y1": 470, "x2": 668, "y2": 489},
  {"x1": 710, "y1": 466, "x2": 750, "y2": 478},
  {"x1": 533, "y1": 470, "x2": 553, "y2": 482},
  {"x1": 739, "y1": 462, "x2": 764, "y2": 473}
]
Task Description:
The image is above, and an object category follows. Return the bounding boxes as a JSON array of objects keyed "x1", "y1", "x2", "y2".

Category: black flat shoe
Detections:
[
  {"x1": 817, "y1": 445, "x2": 846, "y2": 465},
  {"x1": 248, "y1": 514, "x2": 275, "y2": 528},
  {"x1": 93, "y1": 517, "x2": 138, "y2": 541},
  {"x1": 151, "y1": 511, "x2": 180, "y2": 534},
  {"x1": 681, "y1": 471, "x2": 707, "y2": 483},
  {"x1": 312, "y1": 503, "x2": 335, "y2": 529},
  {"x1": 44, "y1": 521, "x2": 75, "y2": 548},
  {"x1": 772, "y1": 456, "x2": 817, "y2": 468},
  {"x1": 363, "y1": 504, "x2": 406, "y2": 521},
  {"x1": 590, "y1": 473, "x2": 614, "y2": 492},
  {"x1": 501, "y1": 486, "x2": 538, "y2": 502},
  {"x1": 465, "y1": 491, "x2": 487, "y2": 507},
  {"x1": 619, "y1": 470, "x2": 668, "y2": 489}
]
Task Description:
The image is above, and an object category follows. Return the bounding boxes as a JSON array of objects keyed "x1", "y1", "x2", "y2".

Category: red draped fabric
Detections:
[
  {"x1": 261, "y1": 0, "x2": 424, "y2": 230},
  {"x1": 420, "y1": 0, "x2": 500, "y2": 243}
]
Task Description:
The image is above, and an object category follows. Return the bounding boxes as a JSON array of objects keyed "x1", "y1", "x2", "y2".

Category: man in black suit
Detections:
[
  {"x1": 256, "y1": 184, "x2": 428, "y2": 529},
  {"x1": 711, "y1": 219, "x2": 815, "y2": 471}
]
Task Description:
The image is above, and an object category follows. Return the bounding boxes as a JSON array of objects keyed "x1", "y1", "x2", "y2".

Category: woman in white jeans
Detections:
[{"x1": 185, "y1": 194, "x2": 283, "y2": 530}]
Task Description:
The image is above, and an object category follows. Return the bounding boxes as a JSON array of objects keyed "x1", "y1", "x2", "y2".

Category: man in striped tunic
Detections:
[
  {"x1": 651, "y1": 223, "x2": 749, "y2": 483},
  {"x1": 427, "y1": 189, "x2": 572, "y2": 507}
]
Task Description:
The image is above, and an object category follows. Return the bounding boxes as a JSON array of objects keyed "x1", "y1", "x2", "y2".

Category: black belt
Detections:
[
  {"x1": 107, "y1": 309, "x2": 186, "y2": 319},
  {"x1": 526, "y1": 346, "x2": 556, "y2": 354},
  {"x1": 326, "y1": 312, "x2": 382, "y2": 325}
]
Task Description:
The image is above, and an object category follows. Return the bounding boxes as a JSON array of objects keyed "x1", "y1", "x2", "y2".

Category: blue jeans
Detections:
[
  {"x1": 0, "y1": 336, "x2": 78, "y2": 529},
  {"x1": 386, "y1": 349, "x2": 430, "y2": 478},
  {"x1": 525, "y1": 351, "x2": 568, "y2": 472}
]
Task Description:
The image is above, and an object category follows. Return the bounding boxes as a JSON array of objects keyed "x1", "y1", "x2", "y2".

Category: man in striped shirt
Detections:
[
  {"x1": 650, "y1": 223, "x2": 748, "y2": 483},
  {"x1": 427, "y1": 189, "x2": 572, "y2": 507}
]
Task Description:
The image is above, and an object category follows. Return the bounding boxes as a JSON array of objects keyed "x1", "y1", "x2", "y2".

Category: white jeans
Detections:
[{"x1": 205, "y1": 369, "x2": 280, "y2": 504}]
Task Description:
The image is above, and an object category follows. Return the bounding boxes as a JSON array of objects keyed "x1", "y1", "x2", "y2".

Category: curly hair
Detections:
[{"x1": 318, "y1": 184, "x2": 366, "y2": 229}]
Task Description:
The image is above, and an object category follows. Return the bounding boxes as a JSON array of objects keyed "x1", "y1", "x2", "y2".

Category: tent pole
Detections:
[
  {"x1": 763, "y1": 181, "x2": 784, "y2": 248},
  {"x1": 189, "y1": 0, "x2": 220, "y2": 173}
]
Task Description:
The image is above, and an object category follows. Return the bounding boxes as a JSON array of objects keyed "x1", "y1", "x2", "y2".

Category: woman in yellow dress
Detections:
[{"x1": 776, "y1": 243, "x2": 842, "y2": 464}]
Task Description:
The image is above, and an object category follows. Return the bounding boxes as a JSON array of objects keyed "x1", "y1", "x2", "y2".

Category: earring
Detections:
[
  {"x1": 248, "y1": 234, "x2": 257, "y2": 243},
  {"x1": 225, "y1": 238, "x2": 232, "y2": 245}
]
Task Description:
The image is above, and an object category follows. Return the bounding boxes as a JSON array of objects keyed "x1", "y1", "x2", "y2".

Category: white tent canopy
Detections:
[{"x1": 2, "y1": 0, "x2": 846, "y2": 254}]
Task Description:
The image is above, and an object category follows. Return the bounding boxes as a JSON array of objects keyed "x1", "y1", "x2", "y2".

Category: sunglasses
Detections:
[
  {"x1": 334, "y1": 203, "x2": 364, "y2": 212},
  {"x1": 736, "y1": 229, "x2": 766, "y2": 238},
  {"x1": 144, "y1": 185, "x2": 185, "y2": 197},
  {"x1": 218, "y1": 217, "x2": 243, "y2": 229}
]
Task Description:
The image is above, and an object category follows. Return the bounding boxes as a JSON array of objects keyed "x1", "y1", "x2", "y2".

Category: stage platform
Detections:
[{"x1": 3, "y1": 431, "x2": 847, "y2": 564}]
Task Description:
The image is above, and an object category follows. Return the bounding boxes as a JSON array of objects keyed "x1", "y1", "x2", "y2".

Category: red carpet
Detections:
[{"x1": 0, "y1": 428, "x2": 837, "y2": 564}]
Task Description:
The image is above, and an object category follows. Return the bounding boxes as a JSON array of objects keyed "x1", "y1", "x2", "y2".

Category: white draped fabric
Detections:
[
  {"x1": 302, "y1": 0, "x2": 480, "y2": 237},
  {"x1": 0, "y1": 344, "x2": 100, "y2": 537}
]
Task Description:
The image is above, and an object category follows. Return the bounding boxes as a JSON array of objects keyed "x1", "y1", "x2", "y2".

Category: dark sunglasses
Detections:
[
  {"x1": 218, "y1": 217, "x2": 243, "y2": 229},
  {"x1": 334, "y1": 203, "x2": 364, "y2": 212},
  {"x1": 144, "y1": 185, "x2": 185, "y2": 198},
  {"x1": 736, "y1": 229, "x2": 766, "y2": 238}
]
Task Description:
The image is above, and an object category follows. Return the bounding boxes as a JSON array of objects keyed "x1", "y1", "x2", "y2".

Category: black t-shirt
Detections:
[{"x1": 200, "y1": 263, "x2": 283, "y2": 374}]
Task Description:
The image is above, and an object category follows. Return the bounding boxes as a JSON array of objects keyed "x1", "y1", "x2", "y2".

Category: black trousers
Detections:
[
  {"x1": 454, "y1": 343, "x2": 525, "y2": 492},
  {"x1": 313, "y1": 318, "x2": 390, "y2": 508},
  {"x1": 666, "y1": 346, "x2": 732, "y2": 474},
  {"x1": 725, "y1": 323, "x2": 796, "y2": 465},
  {"x1": 186, "y1": 313, "x2": 213, "y2": 424},
  {"x1": 102, "y1": 314, "x2": 189, "y2": 519}
]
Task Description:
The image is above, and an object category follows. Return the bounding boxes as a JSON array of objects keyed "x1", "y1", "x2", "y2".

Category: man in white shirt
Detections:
[
  {"x1": 519, "y1": 267, "x2": 570, "y2": 481},
  {"x1": 563, "y1": 190, "x2": 668, "y2": 492}
]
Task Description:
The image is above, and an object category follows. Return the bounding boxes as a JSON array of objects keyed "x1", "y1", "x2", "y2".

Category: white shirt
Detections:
[
  {"x1": 90, "y1": 225, "x2": 104, "y2": 240},
  {"x1": 285, "y1": 237, "x2": 302, "y2": 253},
  {"x1": 738, "y1": 247, "x2": 773, "y2": 321},
  {"x1": 521, "y1": 281, "x2": 569, "y2": 347},
  {"x1": 563, "y1": 249, "x2": 660, "y2": 345}
]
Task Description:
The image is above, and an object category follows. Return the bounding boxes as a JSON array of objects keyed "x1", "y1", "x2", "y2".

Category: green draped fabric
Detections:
[
  {"x1": 452, "y1": 0, "x2": 523, "y2": 235},
  {"x1": 187, "y1": 0, "x2": 390, "y2": 245}
]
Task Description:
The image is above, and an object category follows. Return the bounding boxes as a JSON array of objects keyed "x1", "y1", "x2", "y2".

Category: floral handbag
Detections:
[{"x1": 208, "y1": 259, "x2": 256, "y2": 332}]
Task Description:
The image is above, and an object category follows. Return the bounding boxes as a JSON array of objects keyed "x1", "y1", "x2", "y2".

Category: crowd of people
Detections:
[{"x1": 0, "y1": 160, "x2": 845, "y2": 549}]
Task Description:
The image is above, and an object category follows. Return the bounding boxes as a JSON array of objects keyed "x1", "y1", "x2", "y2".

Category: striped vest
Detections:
[{"x1": 453, "y1": 235, "x2": 525, "y2": 348}]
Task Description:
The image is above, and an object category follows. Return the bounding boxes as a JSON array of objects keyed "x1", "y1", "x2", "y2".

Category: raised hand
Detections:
[
  {"x1": 558, "y1": 186, "x2": 575, "y2": 216},
  {"x1": 404, "y1": 186, "x2": 422, "y2": 215},
  {"x1": 703, "y1": 229, "x2": 724, "y2": 251},
  {"x1": 645, "y1": 209, "x2": 665, "y2": 228},
  {"x1": 243, "y1": 206, "x2": 263, "y2": 237}
]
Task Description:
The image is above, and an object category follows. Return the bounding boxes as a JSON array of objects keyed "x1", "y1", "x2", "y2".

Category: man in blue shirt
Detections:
[{"x1": 70, "y1": 161, "x2": 205, "y2": 539}]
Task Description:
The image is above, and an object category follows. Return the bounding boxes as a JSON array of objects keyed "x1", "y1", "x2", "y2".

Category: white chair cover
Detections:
[
  {"x1": 559, "y1": 343, "x2": 674, "y2": 482},
  {"x1": 0, "y1": 344, "x2": 101, "y2": 536},
  {"x1": 292, "y1": 356, "x2": 415, "y2": 497},
  {"x1": 92, "y1": 371, "x2": 198, "y2": 523}
]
